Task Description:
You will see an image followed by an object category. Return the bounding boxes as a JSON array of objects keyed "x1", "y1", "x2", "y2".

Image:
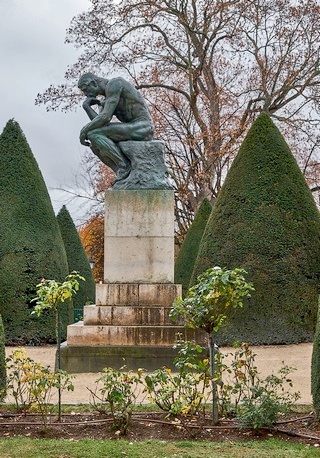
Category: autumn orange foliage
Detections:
[{"x1": 79, "y1": 214, "x2": 104, "y2": 283}]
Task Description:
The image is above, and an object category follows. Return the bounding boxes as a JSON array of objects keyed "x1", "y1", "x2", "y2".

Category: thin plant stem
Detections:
[
  {"x1": 209, "y1": 333, "x2": 218, "y2": 425},
  {"x1": 57, "y1": 307, "x2": 61, "y2": 422}
]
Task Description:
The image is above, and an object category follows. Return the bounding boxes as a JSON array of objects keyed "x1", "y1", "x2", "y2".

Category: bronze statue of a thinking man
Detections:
[{"x1": 78, "y1": 72, "x2": 154, "y2": 183}]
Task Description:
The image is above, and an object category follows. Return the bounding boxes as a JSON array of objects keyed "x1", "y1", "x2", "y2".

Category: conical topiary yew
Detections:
[
  {"x1": 174, "y1": 198, "x2": 212, "y2": 297},
  {"x1": 57, "y1": 205, "x2": 95, "y2": 319},
  {"x1": 0, "y1": 119, "x2": 69, "y2": 344},
  {"x1": 192, "y1": 112, "x2": 320, "y2": 345},
  {"x1": 312, "y1": 299, "x2": 320, "y2": 419},
  {"x1": 0, "y1": 314, "x2": 6, "y2": 399}
]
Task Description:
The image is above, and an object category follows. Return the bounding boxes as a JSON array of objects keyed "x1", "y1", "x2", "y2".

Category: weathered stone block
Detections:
[
  {"x1": 104, "y1": 190, "x2": 174, "y2": 283},
  {"x1": 104, "y1": 237, "x2": 173, "y2": 283},
  {"x1": 83, "y1": 305, "x2": 173, "y2": 326},
  {"x1": 138, "y1": 284, "x2": 182, "y2": 306},
  {"x1": 105, "y1": 189, "x2": 174, "y2": 237},
  {"x1": 59, "y1": 343, "x2": 207, "y2": 373},
  {"x1": 67, "y1": 323, "x2": 206, "y2": 347},
  {"x1": 95, "y1": 283, "x2": 182, "y2": 306},
  {"x1": 95, "y1": 283, "x2": 139, "y2": 306}
]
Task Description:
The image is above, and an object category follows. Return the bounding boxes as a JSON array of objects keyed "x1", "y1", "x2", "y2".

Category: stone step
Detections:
[
  {"x1": 96, "y1": 283, "x2": 182, "y2": 306},
  {"x1": 67, "y1": 323, "x2": 206, "y2": 347},
  {"x1": 59, "y1": 343, "x2": 208, "y2": 373},
  {"x1": 84, "y1": 305, "x2": 178, "y2": 326}
]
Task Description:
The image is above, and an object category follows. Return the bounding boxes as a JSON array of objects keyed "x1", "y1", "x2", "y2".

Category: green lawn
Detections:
[{"x1": 0, "y1": 438, "x2": 318, "y2": 458}]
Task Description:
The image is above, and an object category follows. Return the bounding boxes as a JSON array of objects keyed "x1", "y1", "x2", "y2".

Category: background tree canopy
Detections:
[{"x1": 37, "y1": 0, "x2": 320, "y2": 241}]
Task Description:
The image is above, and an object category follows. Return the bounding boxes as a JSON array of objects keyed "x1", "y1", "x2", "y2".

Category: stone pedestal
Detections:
[
  {"x1": 104, "y1": 190, "x2": 174, "y2": 283},
  {"x1": 60, "y1": 190, "x2": 206, "y2": 372}
]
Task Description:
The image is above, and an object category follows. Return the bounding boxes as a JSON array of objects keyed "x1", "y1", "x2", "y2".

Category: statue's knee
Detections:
[
  {"x1": 87, "y1": 131, "x2": 95, "y2": 142},
  {"x1": 88, "y1": 131, "x2": 111, "y2": 146},
  {"x1": 87, "y1": 132, "x2": 103, "y2": 150}
]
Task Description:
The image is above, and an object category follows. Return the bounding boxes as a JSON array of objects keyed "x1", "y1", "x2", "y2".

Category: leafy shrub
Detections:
[
  {"x1": 88, "y1": 366, "x2": 144, "y2": 435},
  {"x1": 4, "y1": 349, "x2": 74, "y2": 427},
  {"x1": 144, "y1": 339, "x2": 300, "y2": 431},
  {"x1": 236, "y1": 368, "x2": 300, "y2": 429},
  {"x1": 216, "y1": 342, "x2": 259, "y2": 417},
  {"x1": 216, "y1": 342, "x2": 300, "y2": 428},
  {"x1": 171, "y1": 266, "x2": 254, "y2": 423},
  {"x1": 144, "y1": 338, "x2": 211, "y2": 423}
]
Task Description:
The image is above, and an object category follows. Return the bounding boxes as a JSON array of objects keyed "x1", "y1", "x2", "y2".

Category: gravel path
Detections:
[{"x1": 5, "y1": 343, "x2": 313, "y2": 405}]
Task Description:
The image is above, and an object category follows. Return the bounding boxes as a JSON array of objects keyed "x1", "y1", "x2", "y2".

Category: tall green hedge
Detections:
[
  {"x1": 312, "y1": 299, "x2": 320, "y2": 418},
  {"x1": 0, "y1": 119, "x2": 69, "y2": 344},
  {"x1": 0, "y1": 314, "x2": 6, "y2": 399},
  {"x1": 174, "y1": 198, "x2": 212, "y2": 296},
  {"x1": 57, "y1": 205, "x2": 95, "y2": 318},
  {"x1": 192, "y1": 112, "x2": 320, "y2": 345}
]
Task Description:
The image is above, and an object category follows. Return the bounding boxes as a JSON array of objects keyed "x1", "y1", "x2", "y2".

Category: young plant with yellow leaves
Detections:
[
  {"x1": 32, "y1": 271, "x2": 84, "y2": 420},
  {"x1": 4, "y1": 348, "x2": 74, "y2": 428},
  {"x1": 170, "y1": 266, "x2": 254, "y2": 424}
]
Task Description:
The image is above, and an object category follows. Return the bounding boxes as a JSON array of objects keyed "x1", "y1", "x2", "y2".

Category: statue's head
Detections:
[
  {"x1": 78, "y1": 73, "x2": 97, "y2": 88},
  {"x1": 78, "y1": 73, "x2": 103, "y2": 97}
]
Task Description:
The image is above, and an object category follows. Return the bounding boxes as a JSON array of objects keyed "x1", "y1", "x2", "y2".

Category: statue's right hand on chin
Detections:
[{"x1": 83, "y1": 97, "x2": 101, "y2": 109}]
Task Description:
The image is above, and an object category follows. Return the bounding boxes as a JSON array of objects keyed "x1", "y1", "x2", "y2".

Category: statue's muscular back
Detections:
[{"x1": 105, "y1": 77, "x2": 153, "y2": 125}]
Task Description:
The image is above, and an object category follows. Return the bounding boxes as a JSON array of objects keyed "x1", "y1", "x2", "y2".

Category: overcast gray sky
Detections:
[{"x1": 0, "y1": 0, "x2": 91, "y2": 224}]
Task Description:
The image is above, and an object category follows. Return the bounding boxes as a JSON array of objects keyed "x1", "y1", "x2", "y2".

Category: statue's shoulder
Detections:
[
  {"x1": 108, "y1": 76, "x2": 127, "y2": 85},
  {"x1": 106, "y1": 76, "x2": 129, "y2": 93},
  {"x1": 109, "y1": 76, "x2": 136, "y2": 90}
]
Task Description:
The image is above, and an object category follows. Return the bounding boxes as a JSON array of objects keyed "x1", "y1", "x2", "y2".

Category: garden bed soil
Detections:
[{"x1": 0, "y1": 410, "x2": 319, "y2": 446}]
